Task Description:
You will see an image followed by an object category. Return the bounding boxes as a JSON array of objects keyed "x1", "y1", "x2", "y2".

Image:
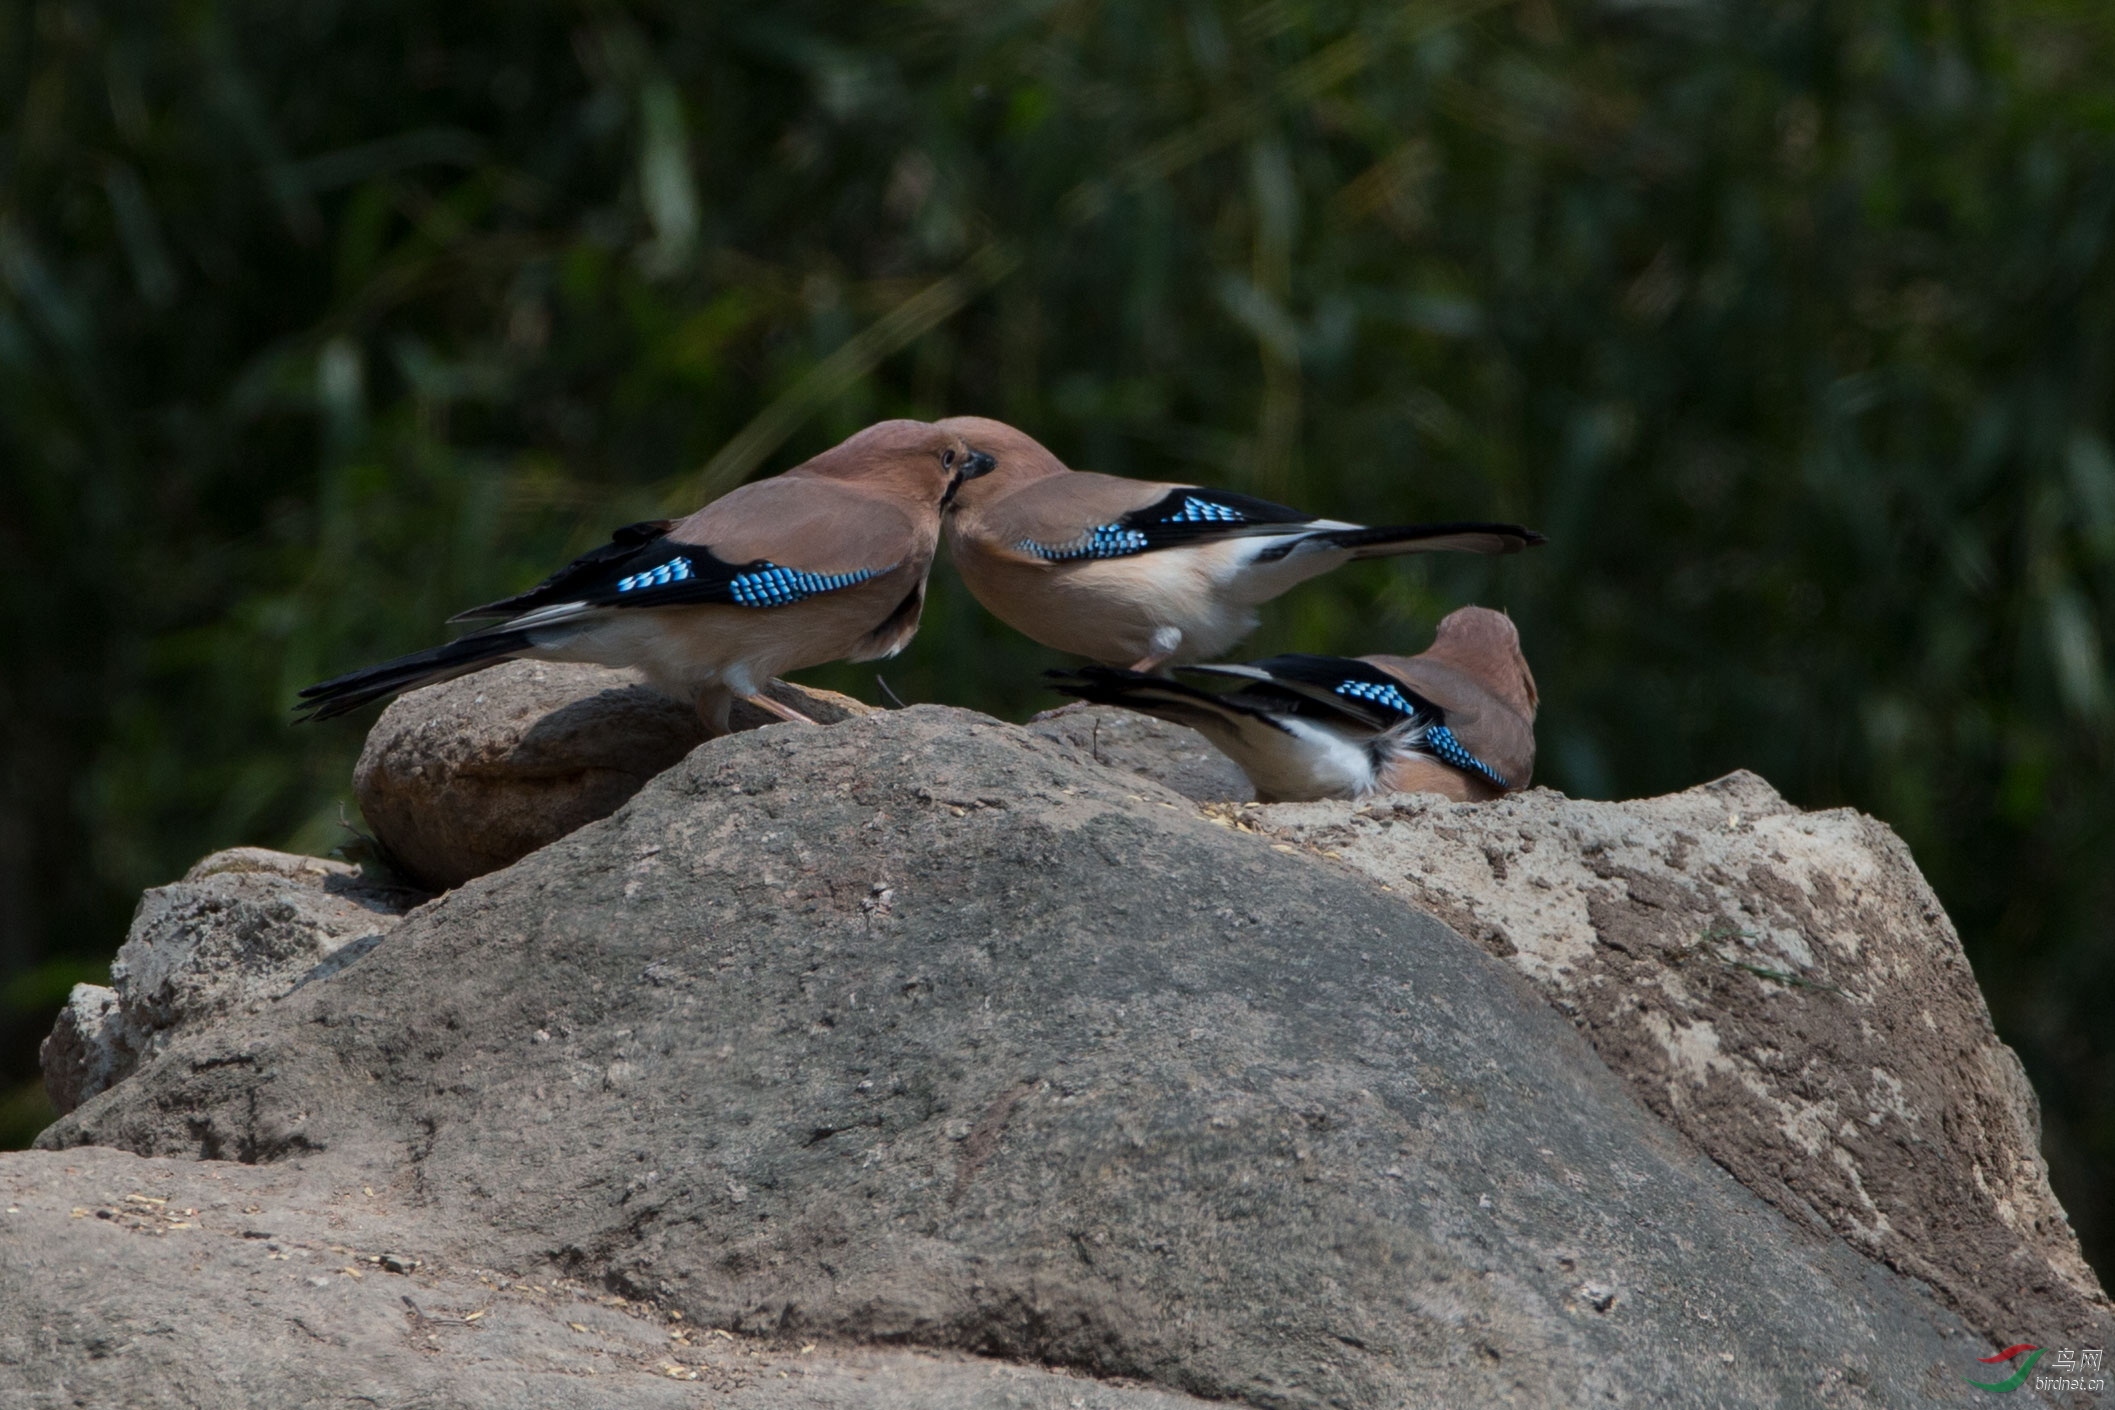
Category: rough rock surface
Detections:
[
  {"x1": 0, "y1": 1147, "x2": 1205, "y2": 1409},
  {"x1": 24, "y1": 706, "x2": 2105, "y2": 1408},
  {"x1": 37, "y1": 986, "x2": 125, "y2": 1115},
  {"x1": 40, "y1": 847, "x2": 415, "y2": 1115},
  {"x1": 1245, "y1": 777, "x2": 2111, "y2": 1350},
  {"x1": 1025, "y1": 704, "x2": 1252, "y2": 803},
  {"x1": 351, "y1": 661, "x2": 874, "y2": 890}
]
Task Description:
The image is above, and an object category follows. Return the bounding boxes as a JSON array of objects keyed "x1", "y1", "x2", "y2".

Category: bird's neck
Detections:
[
  {"x1": 1423, "y1": 639, "x2": 1538, "y2": 719},
  {"x1": 952, "y1": 458, "x2": 1068, "y2": 523}
]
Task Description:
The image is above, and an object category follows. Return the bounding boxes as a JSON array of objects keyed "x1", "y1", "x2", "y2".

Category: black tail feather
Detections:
[
  {"x1": 1056, "y1": 660, "x2": 1424, "y2": 737},
  {"x1": 295, "y1": 629, "x2": 537, "y2": 722},
  {"x1": 1045, "y1": 666, "x2": 1289, "y2": 733},
  {"x1": 448, "y1": 519, "x2": 674, "y2": 621},
  {"x1": 1319, "y1": 520, "x2": 1547, "y2": 557},
  {"x1": 1179, "y1": 659, "x2": 1412, "y2": 731}
]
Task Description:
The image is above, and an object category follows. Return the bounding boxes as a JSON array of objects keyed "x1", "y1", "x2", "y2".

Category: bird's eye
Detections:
[{"x1": 942, "y1": 449, "x2": 957, "y2": 469}]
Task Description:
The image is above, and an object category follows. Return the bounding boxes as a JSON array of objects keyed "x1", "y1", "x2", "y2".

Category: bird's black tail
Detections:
[
  {"x1": 295, "y1": 629, "x2": 538, "y2": 722},
  {"x1": 1316, "y1": 521, "x2": 1547, "y2": 558},
  {"x1": 1045, "y1": 666, "x2": 1286, "y2": 734}
]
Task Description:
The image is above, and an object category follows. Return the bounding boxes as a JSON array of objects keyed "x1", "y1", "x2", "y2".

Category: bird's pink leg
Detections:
[
  {"x1": 1127, "y1": 626, "x2": 1185, "y2": 674},
  {"x1": 742, "y1": 692, "x2": 820, "y2": 727}
]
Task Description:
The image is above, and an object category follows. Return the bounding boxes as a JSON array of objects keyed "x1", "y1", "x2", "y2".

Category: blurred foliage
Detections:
[{"x1": 2, "y1": 0, "x2": 2112, "y2": 1278}]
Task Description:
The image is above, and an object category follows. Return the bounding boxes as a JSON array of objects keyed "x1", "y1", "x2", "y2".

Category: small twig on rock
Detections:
[
  {"x1": 402, "y1": 1295, "x2": 483, "y2": 1328},
  {"x1": 1676, "y1": 925, "x2": 1849, "y2": 998}
]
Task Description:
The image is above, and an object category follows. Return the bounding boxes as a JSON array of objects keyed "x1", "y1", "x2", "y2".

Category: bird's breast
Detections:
[{"x1": 950, "y1": 531, "x2": 1265, "y2": 664}]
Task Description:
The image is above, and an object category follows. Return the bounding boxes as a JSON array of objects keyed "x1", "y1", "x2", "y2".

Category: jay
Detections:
[
  {"x1": 938, "y1": 416, "x2": 1544, "y2": 670},
  {"x1": 1047, "y1": 606, "x2": 1537, "y2": 803},
  {"x1": 298, "y1": 420, "x2": 995, "y2": 732}
]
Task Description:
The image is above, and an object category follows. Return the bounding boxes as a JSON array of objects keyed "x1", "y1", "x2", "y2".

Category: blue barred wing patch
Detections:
[
  {"x1": 1420, "y1": 723, "x2": 1511, "y2": 789},
  {"x1": 1022, "y1": 487, "x2": 1311, "y2": 560},
  {"x1": 723, "y1": 562, "x2": 877, "y2": 607},
  {"x1": 1016, "y1": 525, "x2": 1151, "y2": 561},
  {"x1": 1163, "y1": 495, "x2": 1248, "y2": 524},
  {"x1": 1333, "y1": 677, "x2": 1418, "y2": 719},
  {"x1": 1329, "y1": 674, "x2": 1510, "y2": 788},
  {"x1": 616, "y1": 556, "x2": 697, "y2": 593}
]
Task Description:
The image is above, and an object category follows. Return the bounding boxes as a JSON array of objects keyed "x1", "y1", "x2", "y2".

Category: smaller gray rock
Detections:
[
  {"x1": 38, "y1": 985, "x2": 126, "y2": 1116},
  {"x1": 353, "y1": 661, "x2": 875, "y2": 890},
  {"x1": 39, "y1": 847, "x2": 410, "y2": 1115},
  {"x1": 1026, "y1": 703, "x2": 1253, "y2": 802}
]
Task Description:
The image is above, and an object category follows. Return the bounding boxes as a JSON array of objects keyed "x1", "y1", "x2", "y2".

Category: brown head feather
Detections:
[
  {"x1": 781, "y1": 418, "x2": 971, "y2": 506},
  {"x1": 668, "y1": 418, "x2": 974, "y2": 575},
  {"x1": 936, "y1": 416, "x2": 1070, "y2": 507},
  {"x1": 1420, "y1": 606, "x2": 1538, "y2": 718}
]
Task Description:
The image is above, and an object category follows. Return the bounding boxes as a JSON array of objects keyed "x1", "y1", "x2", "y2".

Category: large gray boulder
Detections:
[{"x1": 19, "y1": 706, "x2": 2107, "y2": 1407}]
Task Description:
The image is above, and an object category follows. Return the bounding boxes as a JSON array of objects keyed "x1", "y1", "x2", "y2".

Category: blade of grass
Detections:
[{"x1": 664, "y1": 242, "x2": 1020, "y2": 509}]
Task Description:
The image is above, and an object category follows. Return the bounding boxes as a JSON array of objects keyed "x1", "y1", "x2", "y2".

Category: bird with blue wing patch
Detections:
[
  {"x1": 297, "y1": 420, "x2": 995, "y2": 733},
  {"x1": 1047, "y1": 607, "x2": 1537, "y2": 803},
  {"x1": 939, "y1": 417, "x2": 1546, "y2": 670}
]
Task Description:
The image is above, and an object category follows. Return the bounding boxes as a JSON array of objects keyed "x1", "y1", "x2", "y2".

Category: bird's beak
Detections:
[{"x1": 942, "y1": 449, "x2": 998, "y2": 510}]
